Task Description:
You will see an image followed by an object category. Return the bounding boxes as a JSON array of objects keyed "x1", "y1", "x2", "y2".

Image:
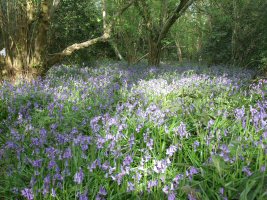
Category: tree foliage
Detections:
[
  {"x1": 202, "y1": 0, "x2": 267, "y2": 69},
  {"x1": 0, "y1": 0, "x2": 267, "y2": 80}
]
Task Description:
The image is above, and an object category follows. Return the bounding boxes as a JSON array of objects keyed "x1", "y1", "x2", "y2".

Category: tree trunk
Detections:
[
  {"x1": 148, "y1": 39, "x2": 161, "y2": 66},
  {"x1": 110, "y1": 41, "x2": 124, "y2": 61},
  {"x1": 231, "y1": 0, "x2": 239, "y2": 65},
  {"x1": 31, "y1": 1, "x2": 51, "y2": 74},
  {"x1": 123, "y1": 34, "x2": 138, "y2": 65},
  {"x1": 175, "y1": 40, "x2": 183, "y2": 63},
  {"x1": 0, "y1": 0, "x2": 52, "y2": 80},
  {"x1": 196, "y1": 9, "x2": 203, "y2": 63}
]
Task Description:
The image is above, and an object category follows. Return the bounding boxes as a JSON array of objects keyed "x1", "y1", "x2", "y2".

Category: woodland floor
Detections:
[{"x1": 0, "y1": 62, "x2": 266, "y2": 200}]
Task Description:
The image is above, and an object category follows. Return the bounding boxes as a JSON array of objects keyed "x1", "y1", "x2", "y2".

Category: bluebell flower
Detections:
[
  {"x1": 123, "y1": 155, "x2": 133, "y2": 166},
  {"x1": 102, "y1": 161, "x2": 110, "y2": 171},
  {"x1": 31, "y1": 159, "x2": 42, "y2": 168},
  {"x1": 98, "y1": 186, "x2": 107, "y2": 196},
  {"x1": 147, "y1": 180, "x2": 158, "y2": 192},
  {"x1": 129, "y1": 134, "x2": 135, "y2": 149},
  {"x1": 90, "y1": 116, "x2": 101, "y2": 133},
  {"x1": 48, "y1": 159, "x2": 57, "y2": 169},
  {"x1": 219, "y1": 187, "x2": 224, "y2": 195},
  {"x1": 147, "y1": 138, "x2": 154, "y2": 150},
  {"x1": 242, "y1": 166, "x2": 252, "y2": 176},
  {"x1": 79, "y1": 191, "x2": 88, "y2": 200},
  {"x1": 153, "y1": 159, "x2": 170, "y2": 174},
  {"x1": 174, "y1": 122, "x2": 190, "y2": 138},
  {"x1": 173, "y1": 174, "x2": 183, "y2": 184},
  {"x1": 21, "y1": 188, "x2": 34, "y2": 200},
  {"x1": 166, "y1": 145, "x2": 178, "y2": 157},
  {"x1": 162, "y1": 185, "x2": 169, "y2": 194},
  {"x1": 219, "y1": 144, "x2": 230, "y2": 162},
  {"x1": 186, "y1": 167, "x2": 199, "y2": 180},
  {"x1": 51, "y1": 188, "x2": 56, "y2": 197},
  {"x1": 127, "y1": 181, "x2": 135, "y2": 192},
  {"x1": 188, "y1": 193, "x2": 197, "y2": 200},
  {"x1": 74, "y1": 168, "x2": 84, "y2": 184},
  {"x1": 168, "y1": 192, "x2": 176, "y2": 200},
  {"x1": 193, "y1": 141, "x2": 200, "y2": 151},
  {"x1": 63, "y1": 148, "x2": 72, "y2": 159}
]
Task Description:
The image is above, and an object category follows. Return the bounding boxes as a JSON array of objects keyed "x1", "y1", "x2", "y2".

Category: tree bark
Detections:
[
  {"x1": 31, "y1": 1, "x2": 52, "y2": 73},
  {"x1": 175, "y1": 40, "x2": 183, "y2": 63},
  {"x1": 148, "y1": 38, "x2": 161, "y2": 66},
  {"x1": 0, "y1": 0, "x2": 56, "y2": 80}
]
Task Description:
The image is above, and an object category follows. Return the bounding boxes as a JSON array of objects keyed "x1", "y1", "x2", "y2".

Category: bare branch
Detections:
[
  {"x1": 47, "y1": 35, "x2": 109, "y2": 66},
  {"x1": 132, "y1": 53, "x2": 149, "y2": 64},
  {"x1": 112, "y1": 0, "x2": 136, "y2": 20}
]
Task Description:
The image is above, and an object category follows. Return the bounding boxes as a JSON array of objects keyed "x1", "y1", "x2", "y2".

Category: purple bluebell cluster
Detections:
[{"x1": 0, "y1": 63, "x2": 266, "y2": 199}]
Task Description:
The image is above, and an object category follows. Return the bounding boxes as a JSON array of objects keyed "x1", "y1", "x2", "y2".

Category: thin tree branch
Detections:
[
  {"x1": 158, "y1": 0, "x2": 195, "y2": 43},
  {"x1": 132, "y1": 52, "x2": 149, "y2": 64}
]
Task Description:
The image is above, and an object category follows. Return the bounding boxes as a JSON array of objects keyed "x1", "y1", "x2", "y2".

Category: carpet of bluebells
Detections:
[{"x1": 0, "y1": 63, "x2": 267, "y2": 200}]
